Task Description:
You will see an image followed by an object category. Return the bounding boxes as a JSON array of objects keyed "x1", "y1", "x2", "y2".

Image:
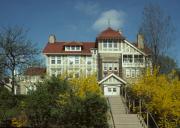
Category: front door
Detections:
[{"x1": 104, "y1": 86, "x2": 120, "y2": 96}]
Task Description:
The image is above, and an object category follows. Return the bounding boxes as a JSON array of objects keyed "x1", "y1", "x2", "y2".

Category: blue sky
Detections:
[{"x1": 0, "y1": 0, "x2": 180, "y2": 66}]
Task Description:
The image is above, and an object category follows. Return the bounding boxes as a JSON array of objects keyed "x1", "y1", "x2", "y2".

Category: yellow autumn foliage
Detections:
[
  {"x1": 131, "y1": 67, "x2": 180, "y2": 128},
  {"x1": 59, "y1": 73, "x2": 102, "y2": 98},
  {"x1": 70, "y1": 74, "x2": 102, "y2": 98}
]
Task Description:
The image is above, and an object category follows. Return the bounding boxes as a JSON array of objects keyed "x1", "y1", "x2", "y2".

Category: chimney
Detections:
[
  {"x1": 137, "y1": 34, "x2": 144, "y2": 49},
  {"x1": 48, "y1": 34, "x2": 56, "y2": 43}
]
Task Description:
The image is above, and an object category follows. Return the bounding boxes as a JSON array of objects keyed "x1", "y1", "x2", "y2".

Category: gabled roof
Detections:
[
  {"x1": 43, "y1": 42, "x2": 96, "y2": 55},
  {"x1": 96, "y1": 27, "x2": 125, "y2": 40},
  {"x1": 25, "y1": 67, "x2": 46, "y2": 76},
  {"x1": 98, "y1": 73, "x2": 127, "y2": 84},
  {"x1": 124, "y1": 40, "x2": 147, "y2": 56}
]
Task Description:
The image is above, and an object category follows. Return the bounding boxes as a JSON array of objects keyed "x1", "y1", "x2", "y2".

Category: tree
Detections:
[
  {"x1": 158, "y1": 55, "x2": 177, "y2": 74},
  {"x1": 24, "y1": 76, "x2": 108, "y2": 127},
  {"x1": 139, "y1": 3, "x2": 175, "y2": 66},
  {"x1": 131, "y1": 68, "x2": 180, "y2": 128},
  {"x1": 69, "y1": 74, "x2": 102, "y2": 98},
  {"x1": 0, "y1": 26, "x2": 39, "y2": 94}
]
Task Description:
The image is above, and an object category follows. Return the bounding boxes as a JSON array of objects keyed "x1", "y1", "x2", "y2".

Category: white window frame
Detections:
[
  {"x1": 57, "y1": 56, "x2": 61, "y2": 64},
  {"x1": 131, "y1": 69, "x2": 135, "y2": 78},
  {"x1": 65, "y1": 46, "x2": 81, "y2": 51},
  {"x1": 102, "y1": 41, "x2": 119, "y2": 51},
  {"x1": 123, "y1": 54, "x2": 133, "y2": 63},
  {"x1": 136, "y1": 69, "x2": 140, "y2": 77},
  {"x1": 104, "y1": 63, "x2": 108, "y2": 71},
  {"x1": 126, "y1": 69, "x2": 130, "y2": 78},
  {"x1": 86, "y1": 57, "x2": 92, "y2": 65},
  {"x1": 75, "y1": 56, "x2": 80, "y2": 64},
  {"x1": 51, "y1": 56, "x2": 56, "y2": 64},
  {"x1": 134, "y1": 55, "x2": 144, "y2": 63}
]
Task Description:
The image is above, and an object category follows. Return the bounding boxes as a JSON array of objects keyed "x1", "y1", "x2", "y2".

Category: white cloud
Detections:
[
  {"x1": 75, "y1": 2, "x2": 99, "y2": 15},
  {"x1": 92, "y1": 9, "x2": 125, "y2": 31}
]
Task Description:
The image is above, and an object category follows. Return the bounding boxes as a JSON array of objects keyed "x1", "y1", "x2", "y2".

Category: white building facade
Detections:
[{"x1": 43, "y1": 27, "x2": 151, "y2": 96}]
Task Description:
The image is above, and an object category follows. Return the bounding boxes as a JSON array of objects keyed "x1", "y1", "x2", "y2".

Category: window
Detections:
[
  {"x1": 94, "y1": 50, "x2": 97, "y2": 54},
  {"x1": 104, "y1": 63, "x2": 107, "y2": 71},
  {"x1": 69, "y1": 61, "x2": 73, "y2": 65},
  {"x1": 114, "y1": 67, "x2": 118, "y2": 71},
  {"x1": 108, "y1": 41, "x2": 112, "y2": 48},
  {"x1": 103, "y1": 42, "x2": 107, "y2": 48},
  {"x1": 57, "y1": 57, "x2": 61, "y2": 64},
  {"x1": 131, "y1": 69, "x2": 135, "y2": 78},
  {"x1": 102, "y1": 41, "x2": 119, "y2": 51},
  {"x1": 87, "y1": 61, "x2": 91, "y2": 64},
  {"x1": 139, "y1": 55, "x2": 143, "y2": 63},
  {"x1": 109, "y1": 67, "x2": 112, "y2": 71},
  {"x1": 51, "y1": 57, "x2": 55, "y2": 64},
  {"x1": 104, "y1": 66, "x2": 107, "y2": 71},
  {"x1": 71, "y1": 46, "x2": 75, "y2": 50},
  {"x1": 108, "y1": 88, "x2": 111, "y2": 92},
  {"x1": 126, "y1": 69, "x2": 130, "y2": 78},
  {"x1": 123, "y1": 55, "x2": 128, "y2": 63},
  {"x1": 134, "y1": 55, "x2": 143, "y2": 63},
  {"x1": 128, "y1": 55, "x2": 133, "y2": 63},
  {"x1": 87, "y1": 68, "x2": 91, "y2": 71},
  {"x1": 123, "y1": 55, "x2": 133, "y2": 63},
  {"x1": 65, "y1": 46, "x2": 70, "y2": 51},
  {"x1": 109, "y1": 63, "x2": 113, "y2": 71},
  {"x1": 75, "y1": 56, "x2": 79, "y2": 64},
  {"x1": 76, "y1": 46, "x2": 80, "y2": 51},
  {"x1": 113, "y1": 88, "x2": 116, "y2": 92},
  {"x1": 69, "y1": 57, "x2": 74, "y2": 65},
  {"x1": 65, "y1": 46, "x2": 81, "y2": 51},
  {"x1": 136, "y1": 69, "x2": 140, "y2": 77},
  {"x1": 114, "y1": 42, "x2": 117, "y2": 48}
]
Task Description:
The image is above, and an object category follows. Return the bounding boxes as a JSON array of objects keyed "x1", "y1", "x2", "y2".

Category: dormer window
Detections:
[
  {"x1": 65, "y1": 46, "x2": 81, "y2": 51},
  {"x1": 76, "y1": 46, "x2": 80, "y2": 51},
  {"x1": 71, "y1": 46, "x2": 75, "y2": 50}
]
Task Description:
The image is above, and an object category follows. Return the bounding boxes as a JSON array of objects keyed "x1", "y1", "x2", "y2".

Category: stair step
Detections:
[{"x1": 107, "y1": 96, "x2": 145, "y2": 128}]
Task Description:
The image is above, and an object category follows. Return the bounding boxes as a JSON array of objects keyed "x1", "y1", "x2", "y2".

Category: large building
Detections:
[{"x1": 43, "y1": 27, "x2": 151, "y2": 96}]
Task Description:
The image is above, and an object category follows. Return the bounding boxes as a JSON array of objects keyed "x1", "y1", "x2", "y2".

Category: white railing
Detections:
[{"x1": 106, "y1": 97, "x2": 116, "y2": 128}]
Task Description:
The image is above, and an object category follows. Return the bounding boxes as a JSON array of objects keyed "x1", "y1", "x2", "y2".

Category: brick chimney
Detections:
[
  {"x1": 137, "y1": 34, "x2": 144, "y2": 49},
  {"x1": 48, "y1": 34, "x2": 56, "y2": 43}
]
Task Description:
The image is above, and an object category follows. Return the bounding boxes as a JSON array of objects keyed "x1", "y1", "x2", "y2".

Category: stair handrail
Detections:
[
  {"x1": 121, "y1": 85, "x2": 160, "y2": 128},
  {"x1": 148, "y1": 112, "x2": 159, "y2": 128},
  {"x1": 106, "y1": 97, "x2": 116, "y2": 128},
  {"x1": 137, "y1": 111, "x2": 159, "y2": 128},
  {"x1": 137, "y1": 112, "x2": 148, "y2": 128},
  {"x1": 121, "y1": 95, "x2": 130, "y2": 114}
]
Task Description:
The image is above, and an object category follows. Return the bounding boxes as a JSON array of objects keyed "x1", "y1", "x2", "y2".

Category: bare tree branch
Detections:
[
  {"x1": 0, "y1": 26, "x2": 39, "y2": 94},
  {"x1": 139, "y1": 3, "x2": 175, "y2": 67}
]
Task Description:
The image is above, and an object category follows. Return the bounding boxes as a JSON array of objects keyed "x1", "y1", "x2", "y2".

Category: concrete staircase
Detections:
[{"x1": 108, "y1": 96, "x2": 145, "y2": 128}]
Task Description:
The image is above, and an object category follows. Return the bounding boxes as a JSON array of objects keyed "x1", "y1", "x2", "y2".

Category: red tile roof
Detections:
[
  {"x1": 25, "y1": 67, "x2": 46, "y2": 76},
  {"x1": 43, "y1": 42, "x2": 96, "y2": 55},
  {"x1": 64, "y1": 41, "x2": 83, "y2": 46},
  {"x1": 96, "y1": 27, "x2": 125, "y2": 40}
]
